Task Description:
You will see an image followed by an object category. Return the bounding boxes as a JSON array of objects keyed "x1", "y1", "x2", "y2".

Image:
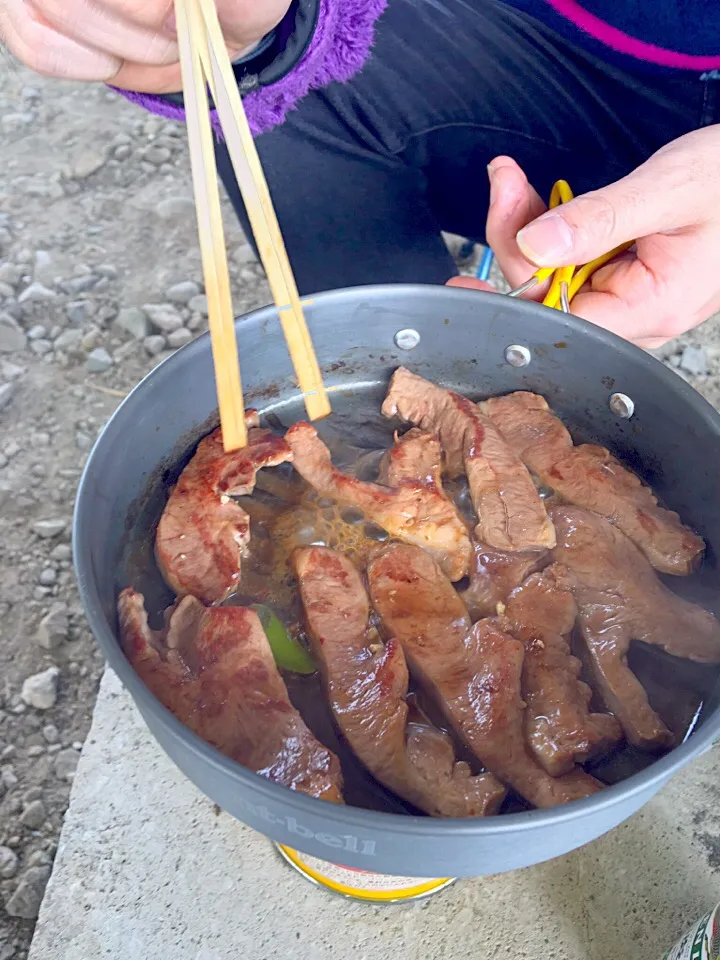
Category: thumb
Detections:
[{"x1": 515, "y1": 137, "x2": 709, "y2": 268}]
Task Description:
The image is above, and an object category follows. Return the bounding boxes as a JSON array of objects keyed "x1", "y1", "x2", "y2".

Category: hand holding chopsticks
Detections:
[{"x1": 175, "y1": 0, "x2": 330, "y2": 452}]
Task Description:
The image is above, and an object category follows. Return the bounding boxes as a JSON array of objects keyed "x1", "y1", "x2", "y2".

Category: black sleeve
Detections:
[{"x1": 159, "y1": 0, "x2": 320, "y2": 107}]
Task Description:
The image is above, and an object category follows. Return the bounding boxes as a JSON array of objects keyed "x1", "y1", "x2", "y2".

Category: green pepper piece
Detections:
[{"x1": 251, "y1": 604, "x2": 316, "y2": 675}]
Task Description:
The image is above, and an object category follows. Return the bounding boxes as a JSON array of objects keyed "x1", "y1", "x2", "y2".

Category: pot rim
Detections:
[{"x1": 73, "y1": 283, "x2": 720, "y2": 836}]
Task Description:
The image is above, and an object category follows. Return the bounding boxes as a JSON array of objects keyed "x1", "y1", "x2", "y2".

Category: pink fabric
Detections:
[{"x1": 545, "y1": 0, "x2": 720, "y2": 69}]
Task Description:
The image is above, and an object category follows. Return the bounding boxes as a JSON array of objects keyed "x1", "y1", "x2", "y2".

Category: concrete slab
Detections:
[{"x1": 29, "y1": 671, "x2": 720, "y2": 960}]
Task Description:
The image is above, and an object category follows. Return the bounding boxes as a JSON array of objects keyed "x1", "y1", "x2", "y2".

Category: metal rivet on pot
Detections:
[
  {"x1": 394, "y1": 329, "x2": 420, "y2": 350},
  {"x1": 609, "y1": 393, "x2": 635, "y2": 419},
  {"x1": 504, "y1": 344, "x2": 531, "y2": 367}
]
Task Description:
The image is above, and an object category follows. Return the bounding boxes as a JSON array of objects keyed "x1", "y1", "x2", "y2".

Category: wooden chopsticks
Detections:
[{"x1": 174, "y1": 0, "x2": 331, "y2": 452}]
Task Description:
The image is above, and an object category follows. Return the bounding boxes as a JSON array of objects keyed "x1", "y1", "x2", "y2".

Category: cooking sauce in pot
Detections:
[{"x1": 121, "y1": 411, "x2": 718, "y2": 818}]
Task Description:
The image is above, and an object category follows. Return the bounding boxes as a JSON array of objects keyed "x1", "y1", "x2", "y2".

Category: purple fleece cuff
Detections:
[{"x1": 114, "y1": 0, "x2": 387, "y2": 137}]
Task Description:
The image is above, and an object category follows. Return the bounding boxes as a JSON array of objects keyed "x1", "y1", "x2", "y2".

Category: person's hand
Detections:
[
  {"x1": 0, "y1": 0, "x2": 291, "y2": 94},
  {"x1": 451, "y1": 126, "x2": 720, "y2": 349}
]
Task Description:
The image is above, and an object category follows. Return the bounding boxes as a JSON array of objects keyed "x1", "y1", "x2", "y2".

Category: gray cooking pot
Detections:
[{"x1": 74, "y1": 285, "x2": 720, "y2": 878}]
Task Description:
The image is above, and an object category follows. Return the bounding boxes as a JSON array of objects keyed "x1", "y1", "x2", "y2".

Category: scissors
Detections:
[{"x1": 506, "y1": 180, "x2": 634, "y2": 312}]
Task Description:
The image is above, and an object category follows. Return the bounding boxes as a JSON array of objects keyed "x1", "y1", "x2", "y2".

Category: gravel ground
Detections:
[{"x1": 1, "y1": 57, "x2": 720, "y2": 960}]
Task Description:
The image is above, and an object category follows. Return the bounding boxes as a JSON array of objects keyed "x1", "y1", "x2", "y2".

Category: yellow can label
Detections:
[{"x1": 277, "y1": 845, "x2": 454, "y2": 903}]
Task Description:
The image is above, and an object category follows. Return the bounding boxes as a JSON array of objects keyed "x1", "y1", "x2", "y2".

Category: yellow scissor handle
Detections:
[{"x1": 536, "y1": 180, "x2": 633, "y2": 311}]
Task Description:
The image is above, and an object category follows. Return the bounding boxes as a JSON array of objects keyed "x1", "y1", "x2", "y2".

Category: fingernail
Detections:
[
  {"x1": 164, "y1": 12, "x2": 177, "y2": 36},
  {"x1": 487, "y1": 164, "x2": 498, "y2": 205},
  {"x1": 517, "y1": 213, "x2": 574, "y2": 265}
]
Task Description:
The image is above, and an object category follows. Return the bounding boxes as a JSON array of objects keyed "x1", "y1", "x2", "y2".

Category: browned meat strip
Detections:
[
  {"x1": 461, "y1": 542, "x2": 547, "y2": 620},
  {"x1": 295, "y1": 547, "x2": 505, "y2": 817},
  {"x1": 285, "y1": 421, "x2": 471, "y2": 581},
  {"x1": 367, "y1": 543, "x2": 603, "y2": 809},
  {"x1": 481, "y1": 392, "x2": 704, "y2": 575},
  {"x1": 155, "y1": 415, "x2": 292, "y2": 605},
  {"x1": 378, "y1": 427, "x2": 446, "y2": 487},
  {"x1": 118, "y1": 588, "x2": 343, "y2": 802},
  {"x1": 503, "y1": 573, "x2": 623, "y2": 775},
  {"x1": 381, "y1": 368, "x2": 555, "y2": 553},
  {"x1": 549, "y1": 506, "x2": 720, "y2": 748}
]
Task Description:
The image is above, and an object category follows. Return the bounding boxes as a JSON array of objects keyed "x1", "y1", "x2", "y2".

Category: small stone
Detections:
[
  {"x1": 27, "y1": 850, "x2": 51, "y2": 868},
  {"x1": 38, "y1": 568, "x2": 57, "y2": 587},
  {"x1": 37, "y1": 604, "x2": 69, "y2": 650},
  {"x1": 166, "y1": 280, "x2": 200, "y2": 304},
  {"x1": 71, "y1": 148, "x2": 107, "y2": 180},
  {"x1": 142, "y1": 303, "x2": 183, "y2": 332},
  {"x1": 0, "y1": 263, "x2": 21, "y2": 286},
  {"x1": 20, "y1": 799, "x2": 46, "y2": 829},
  {"x1": 26, "y1": 745, "x2": 44, "y2": 758},
  {"x1": 5, "y1": 865, "x2": 52, "y2": 919},
  {"x1": 18, "y1": 282, "x2": 56, "y2": 304},
  {"x1": 33, "y1": 251, "x2": 55, "y2": 286},
  {"x1": 143, "y1": 334, "x2": 167, "y2": 356},
  {"x1": 61, "y1": 275, "x2": 97, "y2": 296},
  {"x1": 113, "y1": 144, "x2": 131, "y2": 161},
  {"x1": 155, "y1": 196, "x2": 194, "y2": 220},
  {"x1": 188, "y1": 294, "x2": 209, "y2": 316},
  {"x1": 144, "y1": 145, "x2": 172, "y2": 166},
  {"x1": 30, "y1": 339, "x2": 52, "y2": 356},
  {"x1": 0, "y1": 313, "x2": 27, "y2": 353},
  {"x1": 49, "y1": 544, "x2": 71, "y2": 562},
  {"x1": 233, "y1": 244, "x2": 257, "y2": 265},
  {"x1": 1, "y1": 746, "x2": 15, "y2": 760},
  {"x1": 0, "y1": 383, "x2": 14, "y2": 411},
  {"x1": 0, "y1": 846, "x2": 18, "y2": 879},
  {"x1": 53, "y1": 748, "x2": 79, "y2": 781},
  {"x1": 1, "y1": 767, "x2": 18, "y2": 789},
  {"x1": 42, "y1": 724, "x2": 59, "y2": 744},
  {"x1": 75, "y1": 430, "x2": 93, "y2": 451},
  {"x1": 80, "y1": 327, "x2": 101, "y2": 352},
  {"x1": 53, "y1": 328, "x2": 83, "y2": 352},
  {"x1": 28, "y1": 324, "x2": 47, "y2": 340},
  {"x1": 21, "y1": 668, "x2": 60, "y2": 710},
  {"x1": 0, "y1": 280, "x2": 16, "y2": 299},
  {"x1": 167, "y1": 327, "x2": 193, "y2": 349},
  {"x1": 1, "y1": 112, "x2": 34, "y2": 134},
  {"x1": 66, "y1": 300, "x2": 94, "y2": 325},
  {"x1": 1, "y1": 361, "x2": 25, "y2": 380},
  {"x1": 32, "y1": 519, "x2": 66, "y2": 539},
  {"x1": 113, "y1": 306, "x2": 149, "y2": 339},
  {"x1": 679, "y1": 344, "x2": 707, "y2": 376},
  {"x1": 86, "y1": 347, "x2": 113, "y2": 373}
]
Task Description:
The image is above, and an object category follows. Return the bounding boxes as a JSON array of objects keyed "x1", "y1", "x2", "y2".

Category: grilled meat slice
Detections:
[
  {"x1": 285, "y1": 421, "x2": 471, "y2": 581},
  {"x1": 503, "y1": 573, "x2": 623, "y2": 775},
  {"x1": 549, "y1": 505, "x2": 720, "y2": 748},
  {"x1": 381, "y1": 368, "x2": 555, "y2": 553},
  {"x1": 295, "y1": 547, "x2": 505, "y2": 817},
  {"x1": 481, "y1": 391, "x2": 704, "y2": 575},
  {"x1": 461, "y1": 542, "x2": 548, "y2": 620},
  {"x1": 118, "y1": 588, "x2": 343, "y2": 802},
  {"x1": 367, "y1": 543, "x2": 603, "y2": 808},
  {"x1": 155, "y1": 416, "x2": 292, "y2": 604}
]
